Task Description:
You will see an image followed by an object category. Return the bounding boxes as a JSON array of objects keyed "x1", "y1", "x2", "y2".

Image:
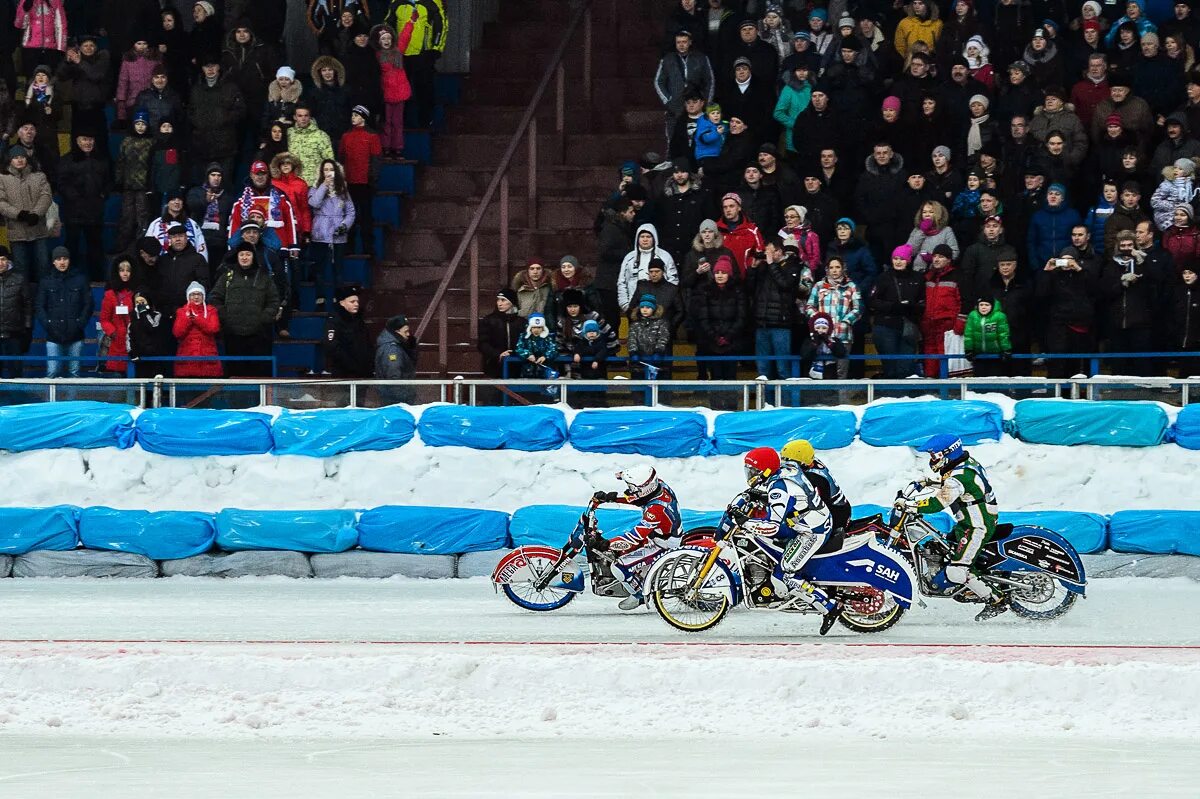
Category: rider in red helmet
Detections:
[
  {"x1": 590, "y1": 464, "x2": 683, "y2": 610},
  {"x1": 738, "y1": 446, "x2": 842, "y2": 635}
]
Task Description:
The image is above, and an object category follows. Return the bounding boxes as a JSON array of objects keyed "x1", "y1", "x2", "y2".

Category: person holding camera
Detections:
[
  {"x1": 1037, "y1": 227, "x2": 1101, "y2": 378},
  {"x1": 308, "y1": 159, "x2": 357, "y2": 310},
  {"x1": 1101, "y1": 227, "x2": 1166, "y2": 375}
]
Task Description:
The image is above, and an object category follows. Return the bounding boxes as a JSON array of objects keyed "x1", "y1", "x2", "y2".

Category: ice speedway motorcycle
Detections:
[
  {"x1": 491, "y1": 498, "x2": 716, "y2": 611},
  {"x1": 645, "y1": 496, "x2": 920, "y2": 634},
  {"x1": 884, "y1": 481, "x2": 1087, "y2": 619}
]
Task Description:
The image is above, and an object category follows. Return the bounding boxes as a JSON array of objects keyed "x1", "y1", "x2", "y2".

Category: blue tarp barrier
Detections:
[
  {"x1": 509, "y1": 504, "x2": 642, "y2": 547},
  {"x1": 1013, "y1": 400, "x2": 1168, "y2": 447},
  {"x1": 215, "y1": 509, "x2": 359, "y2": 553},
  {"x1": 855, "y1": 503, "x2": 955, "y2": 533},
  {"x1": 272, "y1": 407, "x2": 416, "y2": 456},
  {"x1": 1171, "y1": 405, "x2": 1200, "y2": 450},
  {"x1": 0, "y1": 401, "x2": 136, "y2": 451},
  {"x1": 1108, "y1": 510, "x2": 1200, "y2": 557},
  {"x1": 0, "y1": 506, "x2": 80, "y2": 554},
  {"x1": 79, "y1": 508, "x2": 216, "y2": 560},
  {"x1": 136, "y1": 409, "x2": 275, "y2": 456},
  {"x1": 569, "y1": 411, "x2": 709, "y2": 457},
  {"x1": 357, "y1": 506, "x2": 511, "y2": 554},
  {"x1": 859, "y1": 401, "x2": 1004, "y2": 447},
  {"x1": 999, "y1": 511, "x2": 1109, "y2": 554},
  {"x1": 418, "y1": 405, "x2": 568, "y2": 451},
  {"x1": 710, "y1": 408, "x2": 858, "y2": 455}
]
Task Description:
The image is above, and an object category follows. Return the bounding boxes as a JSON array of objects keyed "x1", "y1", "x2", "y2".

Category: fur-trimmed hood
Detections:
[
  {"x1": 267, "y1": 78, "x2": 302, "y2": 104},
  {"x1": 311, "y1": 55, "x2": 347, "y2": 87},
  {"x1": 270, "y1": 151, "x2": 305, "y2": 179}
]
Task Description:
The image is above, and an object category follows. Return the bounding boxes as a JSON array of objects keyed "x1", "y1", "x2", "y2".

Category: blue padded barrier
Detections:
[
  {"x1": 357, "y1": 506, "x2": 511, "y2": 554},
  {"x1": 1172, "y1": 405, "x2": 1200, "y2": 450},
  {"x1": 569, "y1": 410, "x2": 709, "y2": 457},
  {"x1": 136, "y1": 409, "x2": 275, "y2": 456},
  {"x1": 215, "y1": 509, "x2": 359, "y2": 553},
  {"x1": 0, "y1": 401, "x2": 136, "y2": 451},
  {"x1": 710, "y1": 408, "x2": 858, "y2": 455},
  {"x1": 79, "y1": 508, "x2": 216, "y2": 560},
  {"x1": 999, "y1": 511, "x2": 1109, "y2": 554},
  {"x1": 272, "y1": 407, "x2": 416, "y2": 457},
  {"x1": 418, "y1": 405, "x2": 568, "y2": 451},
  {"x1": 1013, "y1": 400, "x2": 1168, "y2": 447},
  {"x1": 0, "y1": 506, "x2": 80, "y2": 554},
  {"x1": 855, "y1": 503, "x2": 955, "y2": 533},
  {"x1": 1108, "y1": 510, "x2": 1200, "y2": 557},
  {"x1": 859, "y1": 401, "x2": 1004, "y2": 447},
  {"x1": 509, "y1": 505, "x2": 641, "y2": 547}
]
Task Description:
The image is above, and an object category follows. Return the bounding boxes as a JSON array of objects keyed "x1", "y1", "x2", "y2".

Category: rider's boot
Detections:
[
  {"x1": 975, "y1": 594, "x2": 1010, "y2": 621},
  {"x1": 818, "y1": 601, "x2": 842, "y2": 636},
  {"x1": 617, "y1": 592, "x2": 644, "y2": 611}
]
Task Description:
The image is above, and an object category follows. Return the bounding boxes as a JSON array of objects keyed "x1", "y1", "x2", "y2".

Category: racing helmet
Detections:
[
  {"x1": 617, "y1": 464, "x2": 659, "y2": 502},
  {"x1": 918, "y1": 434, "x2": 965, "y2": 474},
  {"x1": 780, "y1": 439, "x2": 815, "y2": 467},
  {"x1": 744, "y1": 447, "x2": 781, "y2": 489}
]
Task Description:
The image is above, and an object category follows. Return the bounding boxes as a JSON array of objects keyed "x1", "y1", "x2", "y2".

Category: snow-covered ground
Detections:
[{"x1": 1, "y1": 577, "x2": 1198, "y2": 796}]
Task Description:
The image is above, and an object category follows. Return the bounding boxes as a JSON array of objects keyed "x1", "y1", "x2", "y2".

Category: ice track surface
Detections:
[{"x1": 1, "y1": 577, "x2": 1199, "y2": 797}]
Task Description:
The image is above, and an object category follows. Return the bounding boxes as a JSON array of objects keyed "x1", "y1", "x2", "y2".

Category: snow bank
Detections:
[{"x1": 2, "y1": 437, "x2": 1198, "y2": 515}]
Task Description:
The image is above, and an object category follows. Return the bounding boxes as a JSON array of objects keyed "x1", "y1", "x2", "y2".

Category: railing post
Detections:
[
  {"x1": 499, "y1": 174, "x2": 509, "y2": 270},
  {"x1": 555, "y1": 63, "x2": 565, "y2": 134},
  {"x1": 583, "y1": 6, "x2": 593, "y2": 104},
  {"x1": 453, "y1": 375, "x2": 462, "y2": 405},
  {"x1": 469, "y1": 236, "x2": 479, "y2": 342},
  {"x1": 438, "y1": 301, "x2": 449, "y2": 373},
  {"x1": 349, "y1": 382, "x2": 358, "y2": 408},
  {"x1": 527, "y1": 117, "x2": 538, "y2": 228}
]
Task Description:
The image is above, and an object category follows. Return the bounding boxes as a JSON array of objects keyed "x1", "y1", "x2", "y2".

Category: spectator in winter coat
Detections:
[
  {"x1": 262, "y1": 65, "x2": 303, "y2": 130},
  {"x1": 56, "y1": 36, "x2": 110, "y2": 145},
  {"x1": 557, "y1": 287, "x2": 618, "y2": 353},
  {"x1": 222, "y1": 22, "x2": 275, "y2": 134},
  {"x1": 855, "y1": 143, "x2": 908, "y2": 264},
  {"x1": 655, "y1": 31, "x2": 716, "y2": 141},
  {"x1": 805, "y1": 257, "x2": 861, "y2": 352},
  {"x1": 309, "y1": 56, "x2": 353, "y2": 148},
  {"x1": 1038, "y1": 226, "x2": 1103, "y2": 378},
  {"x1": 715, "y1": 193, "x2": 765, "y2": 277},
  {"x1": 693, "y1": 258, "x2": 745, "y2": 396},
  {"x1": 188, "y1": 58, "x2": 246, "y2": 183},
  {"x1": 210, "y1": 242, "x2": 280, "y2": 377},
  {"x1": 229, "y1": 160, "x2": 300, "y2": 252},
  {"x1": 718, "y1": 56, "x2": 776, "y2": 139},
  {"x1": 595, "y1": 200, "x2": 637, "y2": 335},
  {"x1": 959, "y1": 216, "x2": 1013, "y2": 304},
  {"x1": 773, "y1": 58, "x2": 812, "y2": 154},
  {"x1": 1163, "y1": 204, "x2": 1200, "y2": 273},
  {"x1": 134, "y1": 66, "x2": 184, "y2": 133},
  {"x1": 1172, "y1": 267, "x2": 1200, "y2": 372},
  {"x1": 1028, "y1": 183, "x2": 1085, "y2": 269},
  {"x1": 1151, "y1": 114, "x2": 1200, "y2": 177},
  {"x1": 921, "y1": 245, "x2": 968, "y2": 376},
  {"x1": 286, "y1": 107, "x2": 335, "y2": 187},
  {"x1": 894, "y1": 0, "x2": 943, "y2": 57},
  {"x1": 1104, "y1": 182, "x2": 1151, "y2": 256},
  {"x1": 1104, "y1": 0, "x2": 1156, "y2": 48},
  {"x1": 964, "y1": 296, "x2": 1012, "y2": 375},
  {"x1": 618, "y1": 223, "x2": 679, "y2": 313},
  {"x1": 115, "y1": 39, "x2": 160, "y2": 123},
  {"x1": 324, "y1": 285, "x2": 373, "y2": 376},
  {"x1": 1103, "y1": 228, "x2": 1165, "y2": 374},
  {"x1": 15, "y1": 0, "x2": 66, "y2": 79},
  {"x1": 309, "y1": 159, "x2": 357, "y2": 309},
  {"x1": 1091, "y1": 72, "x2": 1155, "y2": 150},
  {"x1": 478, "y1": 288, "x2": 526, "y2": 383},
  {"x1": 339, "y1": 105, "x2": 383, "y2": 257},
  {"x1": 147, "y1": 193, "x2": 210, "y2": 263},
  {"x1": 0, "y1": 247, "x2": 31, "y2": 378},
  {"x1": 36, "y1": 248, "x2": 93, "y2": 378},
  {"x1": 907, "y1": 200, "x2": 961, "y2": 265},
  {"x1": 986, "y1": 249, "x2": 1034, "y2": 369},
  {"x1": 1151, "y1": 159, "x2": 1200, "y2": 230},
  {"x1": 798, "y1": 312, "x2": 848, "y2": 380},
  {"x1": 870, "y1": 244, "x2": 926, "y2": 378},
  {"x1": 189, "y1": 1, "x2": 223, "y2": 62},
  {"x1": 627, "y1": 294, "x2": 672, "y2": 379},
  {"x1": 270, "y1": 152, "x2": 313, "y2": 240},
  {"x1": 738, "y1": 164, "x2": 782, "y2": 236},
  {"x1": 1028, "y1": 87, "x2": 1089, "y2": 164},
  {"x1": 630, "y1": 260, "x2": 684, "y2": 336},
  {"x1": 551, "y1": 256, "x2": 604, "y2": 323},
  {"x1": 156, "y1": 224, "x2": 210, "y2": 325},
  {"x1": 115, "y1": 110, "x2": 156, "y2": 253},
  {"x1": 1085, "y1": 181, "x2": 1119, "y2": 256},
  {"x1": 172, "y1": 280, "x2": 222, "y2": 378},
  {"x1": 778, "y1": 204, "x2": 820, "y2": 274},
  {"x1": 370, "y1": 20, "x2": 416, "y2": 155},
  {"x1": 512, "y1": 259, "x2": 557, "y2": 323},
  {"x1": 129, "y1": 287, "x2": 174, "y2": 378},
  {"x1": 186, "y1": 163, "x2": 235, "y2": 271},
  {"x1": 1071, "y1": 51, "x2": 1111, "y2": 129},
  {"x1": 98, "y1": 256, "x2": 138, "y2": 375},
  {"x1": 514, "y1": 313, "x2": 558, "y2": 379},
  {"x1": 374, "y1": 314, "x2": 419, "y2": 405},
  {"x1": 0, "y1": 146, "x2": 52, "y2": 279},
  {"x1": 694, "y1": 103, "x2": 727, "y2": 166},
  {"x1": 748, "y1": 237, "x2": 800, "y2": 379},
  {"x1": 657, "y1": 160, "x2": 710, "y2": 267}
]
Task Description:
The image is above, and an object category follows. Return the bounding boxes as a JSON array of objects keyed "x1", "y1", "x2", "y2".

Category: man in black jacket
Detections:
[
  {"x1": 717, "y1": 57, "x2": 775, "y2": 141},
  {"x1": 657, "y1": 158, "x2": 711, "y2": 268},
  {"x1": 595, "y1": 199, "x2": 636, "y2": 337},
  {"x1": 478, "y1": 289, "x2": 526, "y2": 385},
  {"x1": 854, "y1": 142, "x2": 907, "y2": 264},
  {"x1": 0, "y1": 247, "x2": 31, "y2": 378},
  {"x1": 57, "y1": 132, "x2": 110, "y2": 282},
  {"x1": 1102, "y1": 229, "x2": 1163, "y2": 375},
  {"x1": 985, "y1": 248, "x2": 1035, "y2": 373},
  {"x1": 1038, "y1": 227, "x2": 1101, "y2": 378},
  {"x1": 324, "y1": 285, "x2": 373, "y2": 377},
  {"x1": 35, "y1": 248, "x2": 93, "y2": 379},
  {"x1": 747, "y1": 237, "x2": 799, "y2": 379},
  {"x1": 157, "y1": 225, "x2": 210, "y2": 324}
]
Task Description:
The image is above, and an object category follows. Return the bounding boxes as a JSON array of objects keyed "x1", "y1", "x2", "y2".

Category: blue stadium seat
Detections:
[
  {"x1": 434, "y1": 74, "x2": 462, "y2": 105},
  {"x1": 372, "y1": 193, "x2": 401, "y2": 224},
  {"x1": 403, "y1": 131, "x2": 431, "y2": 164},
  {"x1": 103, "y1": 195, "x2": 121, "y2": 225},
  {"x1": 342, "y1": 256, "x2": 371, "y2": 286},
  {"x1": 288, "y1": 314, "x2": 325, "y2": 340},
  {"x1": 378, "y1": 163, "x2": 415, "y2": 193},
  {"x1": 297, "y1": 283, "x2": 318, "y2": 312},
  {"x1": 274, "y1": 340, "x2": 319, "y2": 373}
]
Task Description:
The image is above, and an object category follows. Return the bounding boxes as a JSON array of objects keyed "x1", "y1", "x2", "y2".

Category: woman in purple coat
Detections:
[{"x1": 308, "y1": 158, "x2": 357, "y2": 307}]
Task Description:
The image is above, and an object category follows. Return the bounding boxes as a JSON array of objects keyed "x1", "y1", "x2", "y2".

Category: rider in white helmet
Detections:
[{"x1": 590, "y1": 464, "x2": 683, "y2": 610}]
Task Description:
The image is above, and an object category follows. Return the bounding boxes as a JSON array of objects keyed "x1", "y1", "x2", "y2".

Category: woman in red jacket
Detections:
[
  {"x1": 370, "y1": 17, "x2": 416, "y2": 156},
  {"x1": 172, "y1": 281, "x2": 222, "y2": 378},
  {"x1": 921, "y1": 245, "x2": 968, "y2": 377},
  {"x1": 271, "y1": 152, "x2": 313, "y2": 241},
  {"x1": 1163, "y1": 205, "x2": 1200, "y2": 275},
  {"x1": 98, "y1": 256, "x2": 138, "y2": 374}
]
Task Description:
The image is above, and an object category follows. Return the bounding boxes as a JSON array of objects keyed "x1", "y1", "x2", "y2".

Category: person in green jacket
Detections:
[
  {"x1": 963, "y1": 295, "x2": 1011, "y2": 376},
  {"x1": 773, "y1": 57, "x2": 812, "y2": 155}
]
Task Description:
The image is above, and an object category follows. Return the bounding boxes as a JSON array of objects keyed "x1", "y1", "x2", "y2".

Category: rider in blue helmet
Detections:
[{"x1": 912, "y1": 434, "x2": 1009, "y2": 621}]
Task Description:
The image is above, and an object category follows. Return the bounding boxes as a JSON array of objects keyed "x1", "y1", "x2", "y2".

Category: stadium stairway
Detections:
[{"x1": 364, "y1": 0, "x2": 667, "y2": 378}]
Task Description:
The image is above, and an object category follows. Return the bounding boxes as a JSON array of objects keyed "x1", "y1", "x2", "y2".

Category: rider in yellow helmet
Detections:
[{"x1": 780, "y1": 439, "x2": 851, "y2": 537}]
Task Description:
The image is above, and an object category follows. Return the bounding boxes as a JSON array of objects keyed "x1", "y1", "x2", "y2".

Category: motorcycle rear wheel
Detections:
[
  {"x1": 837, "y1": 588, "x2": 906, "y2": 634},
  {"x1": 650, "y1": 552, "x2": 731, "y2": 633},
  {"x1": 1005, "y1": 572, "x2": 1079, "y2": 620}
]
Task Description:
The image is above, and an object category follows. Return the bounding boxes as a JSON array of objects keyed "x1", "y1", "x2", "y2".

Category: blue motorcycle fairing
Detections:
[
  {"x1": 804, "y1": 535, "x2": 917, "y2": 608},
  {"x1": 983, "y1": 525, "x2": 1087, "y2": 595}
]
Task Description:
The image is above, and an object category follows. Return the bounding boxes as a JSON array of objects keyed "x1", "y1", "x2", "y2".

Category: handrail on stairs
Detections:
[{"x1": 414, "y1": 0, "x2": 596, "y2": 373}]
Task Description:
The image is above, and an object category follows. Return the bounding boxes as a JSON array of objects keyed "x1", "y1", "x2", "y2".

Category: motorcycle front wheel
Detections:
[
  {"x1": 1004, "y1": 572, "x2": 1079, "y2": 620},
  {"x1": 837, "y1": 587, "x2": 907, "y2": 634},
  {"x1": 500, "y1": 550, "x2": 578, "y2": 612},
  {"x1": 649, "y1": 552, "x2": 732, "y2": 633}
]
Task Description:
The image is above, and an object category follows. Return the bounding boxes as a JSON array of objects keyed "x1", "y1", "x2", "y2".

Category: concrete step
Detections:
[
  {"x1": 418, "y1": 164, "x2": 617, "y2": 197},
  {"x1": 374, "y1": 260, "x2": 507, "y2": 292},
  {"x1": 432, "y1": 133, "x2": 661, "y2": 168},
  {"x1": 460, "y1": 76, "x2": 660, "y2": 107},
  {"x1": 404, "y1": 194, "x2": 597, "y2": 230},
  {"x1": 482, "y1": 20, "x2": 660, "y2": 50},
  {"x1": 471, "y1": 47, "x2": 661, "y2": 78},
  {"x1": 388, "y1": 226, "x2": 596, "y2": 264}
]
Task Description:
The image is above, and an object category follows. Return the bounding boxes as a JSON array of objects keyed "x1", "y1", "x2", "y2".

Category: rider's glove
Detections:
[
  {"x1": 592, "y1": 491, "x2": 619, "y2": 503},
  {"x1": 584, "y1": 530, "x2": 610, "y2": 552}
]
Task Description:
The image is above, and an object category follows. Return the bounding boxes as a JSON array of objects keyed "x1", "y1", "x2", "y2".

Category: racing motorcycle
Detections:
[
  {"x1": 645, "y1": 497, "x2": 918, "y2": 634},
  {"x1": 491, "y1": 499, "x2": 715, "y2": 612},
  {"x1": 884, "y1": 481, "x2": 1086, "y2": 619}
]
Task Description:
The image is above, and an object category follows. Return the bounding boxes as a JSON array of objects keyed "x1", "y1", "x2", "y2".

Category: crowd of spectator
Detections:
[
  {"x1": 0, "y1": 0, "x2": 446, "y2": 380},
  {"x1": 480, "y1": 0, "x2": 1200, "y2": 386}
]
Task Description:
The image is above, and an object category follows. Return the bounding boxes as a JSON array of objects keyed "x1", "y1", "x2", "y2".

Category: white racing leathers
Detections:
[{"x1": 747, "y1": 474, "x2": 836, "y2": 611}]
